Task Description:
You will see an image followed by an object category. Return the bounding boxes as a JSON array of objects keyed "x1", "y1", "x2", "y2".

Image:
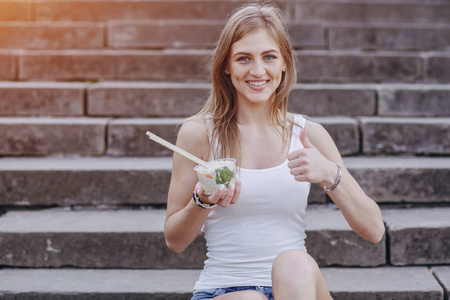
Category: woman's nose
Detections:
[{"x1": 249, "y1": 60, "x2": 266, "y2": 77}]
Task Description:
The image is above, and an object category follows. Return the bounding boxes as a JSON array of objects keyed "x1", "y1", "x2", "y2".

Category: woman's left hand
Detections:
[{"x1": 287, "y1": 128, "x2": 337, "y2": 187}]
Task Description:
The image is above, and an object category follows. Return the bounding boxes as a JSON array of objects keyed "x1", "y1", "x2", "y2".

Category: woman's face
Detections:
[{"x1": 226, "y1": 29, "x2": 286, "y2": 107}]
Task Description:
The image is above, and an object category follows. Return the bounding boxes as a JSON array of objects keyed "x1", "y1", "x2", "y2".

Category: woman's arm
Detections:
[
  {"x1": 164, "y1": 118, "x2": 212, "y2": 253},
  {"x1": 287, "y1": 120, "x2": 385, "y2": 243},
  {"x1": 164, "y1": 118, "x2": 240, "y2": 253}
]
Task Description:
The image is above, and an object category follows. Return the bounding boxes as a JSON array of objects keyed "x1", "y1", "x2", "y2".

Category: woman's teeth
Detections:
[{"x1": 248, "y1": 81, "x2": 267, "y2": 86}]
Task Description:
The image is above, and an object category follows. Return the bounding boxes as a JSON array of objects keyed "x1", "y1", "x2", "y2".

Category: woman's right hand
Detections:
[{"x1": 195, "y1": 180, "x2": 241, "y2": 208}]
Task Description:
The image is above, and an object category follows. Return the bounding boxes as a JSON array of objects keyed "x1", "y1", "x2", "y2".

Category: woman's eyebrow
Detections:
[{"x1": 232, "y1": 49, "x2": 280, "y2": 57}]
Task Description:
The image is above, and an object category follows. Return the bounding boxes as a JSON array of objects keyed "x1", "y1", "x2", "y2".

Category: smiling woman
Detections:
[
  {"x1": 164, "y1": 2, "x2": 385, "y2": 300},
  {"x1": 227, "y1": 30, "x2": 286, "y2": 109}
]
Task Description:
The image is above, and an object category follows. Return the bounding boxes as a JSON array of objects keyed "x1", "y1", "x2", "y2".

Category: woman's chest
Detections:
[{"x1": 239, "y1": 132, "x2": 289, "y2": 169}]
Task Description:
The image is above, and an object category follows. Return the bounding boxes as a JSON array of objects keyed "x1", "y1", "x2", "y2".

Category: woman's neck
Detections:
[{"x1": 236, "y1": 99, "x2": 272, "y2": 126}]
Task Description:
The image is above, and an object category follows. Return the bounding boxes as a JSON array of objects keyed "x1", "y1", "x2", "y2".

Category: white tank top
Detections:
[{"x1": 194, "y1": 115, "x2": 310, "y2": 290}]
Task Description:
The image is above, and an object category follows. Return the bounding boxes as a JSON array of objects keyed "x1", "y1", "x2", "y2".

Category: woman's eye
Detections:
[
  {"x1": 237, "y1": 56, "x2": 250, "y2": 62},
  {"x1": 264, "y1": 54, "x2": 277, "y2": 60}
]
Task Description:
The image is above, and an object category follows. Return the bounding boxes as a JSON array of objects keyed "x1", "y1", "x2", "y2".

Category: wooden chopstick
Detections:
[{"x1": 146, "y1": 131, "x2": 210, "y2": 168}]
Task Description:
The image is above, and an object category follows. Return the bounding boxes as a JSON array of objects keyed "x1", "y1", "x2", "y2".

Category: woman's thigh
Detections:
[{"x1": 214, "y1": 290, "x2": 269, "y2": 300}]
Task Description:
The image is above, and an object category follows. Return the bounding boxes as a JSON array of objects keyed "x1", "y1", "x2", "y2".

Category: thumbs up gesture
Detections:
[{"x1": 287, "y1": 127, "x2": 336, "y2": 185}]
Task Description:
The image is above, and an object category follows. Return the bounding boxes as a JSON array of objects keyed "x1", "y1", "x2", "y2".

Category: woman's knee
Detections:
[
  {"x1": 272, "y1": 249, "x2": 321, "y2": 284},
  {"x1": 273, "y1": 250, "x2": 319, "y2": 272}
]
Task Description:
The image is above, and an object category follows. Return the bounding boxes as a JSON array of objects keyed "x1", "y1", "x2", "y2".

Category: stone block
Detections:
[
  {"x1": 0, "y1": 209, "x2": 206, "y2": 269},
  {"x1": 108, "y1": 20, "x2": 223, "y2": 49},
  {"x1": 0, "y1": 52, "x2": 16, "y2": 80},
  {"x1": 345, "y1": 156, "x2": 450, "y2": 203},
  {"x1": 36, "y1": 0, "x2": 287, "y2": 21},
  {"x1": 107, "y1": 20, "x2": 324, "y2": 50},
  {"x1": 308, "y1": 183, "x2": 326, "y2": 204},
  {"x1": 289, "y1": 84, "x2": 376, "y2": 116},
  {"x1": 0, "y1": 267, "x2": 444, "y2": 299},
  {"x1": 107, "y1": 117, "x2": 359, "y2": 157},
  {"x1": 0, "y1": 268, "x2": 201, "y2": 299},
  {"x1": 0, "y1": 1, "x2": 31, "y2": 21},
  {"x1": 19, "y1": 50, "x2": 210, "y2": 81},
  {"x1": 0, "y1": 157, "x2": 172, "y2": 206},
  {"x1": 312, "y1": 117, "x2": 360, "y2": 156},
  {"x1": 0, "y1": 207, "x2": 385, "y2": 269},
  {"x1": 0, "y1": 22, "x2": 104, "y2": 49},
  {"x1": 324, "y1": 267, "x2": 444, "y2": 300},
  {"x1": 88, "y1": 82, "x2": 208, "y2": 117},
  {"x1": 0, "y1": 117, "x2": 107, "y2": 156},
  {"x1": 288, "y1": 22, "x2": 325, "y2": 49},
  {"x1": 378, "y1": 85, "x2": 450, "y2": 117},
  {"x1": 293, "y1": 2, "x2": 450, "y2": 24},
  {"x1": 305, "y1": 206, "x2": 386, "y2": 267},
  {"x1": 107, "y1": 118, "x2": 181, "y2": 156},
  {"x1": 0, "y1": 82, "x2": 85, "y2": 116},
  {"x1": 383, "y1": 208, "x2": 450, "y2": 265},
  {"x1": 426, "y1": 54, "x2": 450, "y2": 83},
  {"x1": 432, "y1": 266, "x2": 450, "y2": 298},
  {"x1": 329, "y1": 25, "x2": 450, "y2": 51},
  {"x1": 297, "y1": 51, "x2": 421, "y2": 83},
  {"x1": 361, "y1": 117, "x2": 450, "y2": 155}
]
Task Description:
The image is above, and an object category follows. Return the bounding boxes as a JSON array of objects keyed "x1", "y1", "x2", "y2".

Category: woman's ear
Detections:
[
  {"x1": 225, "y1": 68, "x2": 230, "y2": 75},
  {"x1": 282, "y1": 65, "x2": 287, "y2": 72}
]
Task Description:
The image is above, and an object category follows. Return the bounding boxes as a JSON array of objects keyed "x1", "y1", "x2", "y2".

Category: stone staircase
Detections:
[{"x1": 0, "y1": 0, "x2": 449, "y2": 299}]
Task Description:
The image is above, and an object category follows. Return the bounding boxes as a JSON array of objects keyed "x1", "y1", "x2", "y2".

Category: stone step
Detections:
[
  {"x1": 0, "y1": 21, "x2": 104, "y2": 50},
  {"x1": 0, "y1": 208, "x2": 205, "y2": 269},
  {"x1": 361, "y1": 117, "x2": 450, "y2": 155},
  {"x1": 1, "y1": 49, "x2": 448, "y2": 83},
  {"x1": 107, "y1": 20, "x2": 450, "y2": 51},
  {"x1": 433, "y1": 266, "x2": 450, "y2": 299},
  {"x1": 33, "y1": 0, "x2": 275, "y2": 22},
  {"x1": 107, "y1": 20, "x2": 325, "y2": 50},
  {"x1": 107, "y1": 117, "x2": 360, "y2": 157},
  {"x1": 383, "y1": 207, "x2": 450, "y2": 266},
  {"x1": 0, "y1": 116, "x2": 395, "y2": 157},
  {"x1": 0, "y1": 1, "x2": 32, "y2": 22},
  {"x1": 1, "y1": 82, "x2": 448, "y2": 118},
  {"x1": 80, "y1": 82, "x2": 450, "y2": 118},
  {"x1": 3, "y1": 81, "x2": 447, "y2": 118},
  {"x1": 0, "y1": 82, "x2": 86, "y2": 117},
  {"x1": 0, "y1": 117, "x2": 109, "y2": 156},
  {"x1": 328, "y1": 22, "x2": 450, "y2": 51},
  {"x1": 87, "y1": 82, "x2": 209, "y2": 118},
  {"x1": 0, "y1": 267, "x2": 445, "y2": 299},
  {"x1": 1, "y1": 20, "x2": 448, "y2": 51},
  {"x1": 1, "y1": 115, "x2": 438, "y2": 157},
  {"x1": 0, "y1": 156, "x2": 448, "y2": 207},
  {"x1": 0, "y1": 206, "x2": 387, "y2": 268},
  {"x1": 292, "y1": 1, "x2": 450, "y2": 24},
  {"x1": 5, "y1": 0, "x2": 445, "y2": 25},
  {"x1": 324, "y1": 266, "x2": 445, "y2": 299},
  {"x1": 0, "y1": 156, "x2": 173, "y2": 207},
  {"x1": 347, "y1": 156, "x2": 450, "y2": 203}
]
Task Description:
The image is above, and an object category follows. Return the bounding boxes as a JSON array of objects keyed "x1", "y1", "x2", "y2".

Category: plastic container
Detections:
[{"x1": 194, "y1": 158, "x2": 237, "y2": 195}]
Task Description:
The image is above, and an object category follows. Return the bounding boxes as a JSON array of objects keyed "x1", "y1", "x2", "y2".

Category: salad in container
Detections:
[{"x1": 194, "y1": 158, "x2": 237, "y2": 195}]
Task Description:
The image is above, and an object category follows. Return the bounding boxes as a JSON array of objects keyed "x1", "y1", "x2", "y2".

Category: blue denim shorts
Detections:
[{"x1": 192, "y1": 286, "x2": 273, "y2": 300}]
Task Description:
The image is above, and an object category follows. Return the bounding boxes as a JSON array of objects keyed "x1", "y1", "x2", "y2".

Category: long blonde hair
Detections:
[{"x1": 196, "y1": 1, "x2": 297, "y2": 165}]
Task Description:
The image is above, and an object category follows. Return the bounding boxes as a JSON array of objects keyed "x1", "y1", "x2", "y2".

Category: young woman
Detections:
[{"x1": 164, "y1": 2, "x2": 385, "y2": 299}]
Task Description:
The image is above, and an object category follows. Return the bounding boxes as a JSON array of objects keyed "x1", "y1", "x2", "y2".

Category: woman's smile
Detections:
[{"x1": 247, "y1": 80, "x2": 269, "y2": 89}]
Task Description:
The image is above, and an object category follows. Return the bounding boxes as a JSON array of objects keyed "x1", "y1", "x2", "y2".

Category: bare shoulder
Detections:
[
  {"x1": 176, "y1": 117, "x2": 209, "y2": 161},
  {"x1": 305, "y1": 119, "x2": 331, "y2": 143},
  {"x1": 178, "y1": 117, "x2": 207, "y2": 141},
  {"x1": 305, "y1": 119, "x2": 342, "y2": 161}
]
